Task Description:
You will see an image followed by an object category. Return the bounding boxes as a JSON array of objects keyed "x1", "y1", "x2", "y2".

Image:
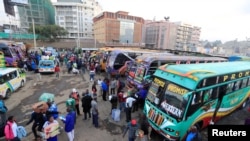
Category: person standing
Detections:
[
  {"x1": 55, "y1": 64, "x2": 60, "y2": 78},
  {"x1": 125, "y1": 96, "x2": 136, "y2": 122},
  {"x1": 139, "y1": 115, "x2": 151, "y2": 141},
  {"x1": 81, "y1": 92, "x2": 92, "y2": 120},
  {"x1": 101, "y1": 80, "x2": 108, "y2": 101},
  {"x1": 70, "y1": 88, "x2": 81, "y2": 116},
  {"x1": 61, "y1": 108, "x2": 75, "y2": 141},
  {"x1": 122, "y1": 119, "x2": 139, "y2": 141},
  {"x1": 4, "y1": 116, "x2": 20, "y2": 141},
  {"x1": 118, "y1": 91, "x2": 126, "y2": 112},
  {"x1": 110, "y1": 78, "x2": 117, "y2": 95},
  {"x1": 91, "y1": 97, "x2": 99, "y2": 128}
]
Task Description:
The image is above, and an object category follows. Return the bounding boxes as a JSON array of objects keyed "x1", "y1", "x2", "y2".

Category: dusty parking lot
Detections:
[{"x1": 1, "y1": 67, "x2": 250, "y2": 141}]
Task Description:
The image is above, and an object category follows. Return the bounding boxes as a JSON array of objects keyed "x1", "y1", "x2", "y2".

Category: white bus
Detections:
[{"x1": 0, "y1": 68, "x2": 26, "y2": 98}]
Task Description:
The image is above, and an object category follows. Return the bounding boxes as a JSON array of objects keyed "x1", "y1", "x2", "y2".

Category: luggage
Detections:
[
  {"x1": 111, "y1": 109, "x2": 120, "y2": 122},
  {"x1": 32, "y1": 101, "x2": 48, "y2": 113}
]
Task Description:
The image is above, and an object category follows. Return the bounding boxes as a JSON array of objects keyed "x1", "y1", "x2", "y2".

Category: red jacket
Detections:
[{"x1": 55, "y1": 66, "x2": 60, "y2": 72}]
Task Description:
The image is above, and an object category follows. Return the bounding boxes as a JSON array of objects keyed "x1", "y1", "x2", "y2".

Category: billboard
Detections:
[
  {"x1": 3, "y1": 0, "x2": 15, "y2": 16},
  {"x1": 9, "y1": 0, "x2": 29, "y2": 5}
]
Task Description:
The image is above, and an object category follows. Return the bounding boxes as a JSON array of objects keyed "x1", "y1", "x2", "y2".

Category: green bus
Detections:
[{"x1": 144, "y1": 61, "x2": 250, "y2": 141}]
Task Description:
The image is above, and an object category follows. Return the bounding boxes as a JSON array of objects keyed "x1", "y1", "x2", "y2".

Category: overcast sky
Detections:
[{"x1": 97, "y1": 0, "x2": 250, "y2": 42}]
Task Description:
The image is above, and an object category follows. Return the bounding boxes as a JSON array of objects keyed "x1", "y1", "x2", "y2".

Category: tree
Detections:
[{"x1": 28, "y1": 25, "x2": 68, "y2": 42}]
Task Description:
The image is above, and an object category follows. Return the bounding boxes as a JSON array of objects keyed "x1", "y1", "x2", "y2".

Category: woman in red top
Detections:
[{"x1": 55, "y1": 65, "x2": 60, "y2": 78}]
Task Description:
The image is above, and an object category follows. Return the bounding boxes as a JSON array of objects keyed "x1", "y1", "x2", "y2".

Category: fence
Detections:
[{"x1": 0, "y1": 32, "x2": 38, "y2": 40}]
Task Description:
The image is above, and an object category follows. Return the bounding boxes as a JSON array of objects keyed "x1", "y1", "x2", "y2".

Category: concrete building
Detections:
[
  {"x1": 144, "y1": 20, "x2": 177, "y2": 49},
  {"x1": 93, "y1": 11, "x2": 144, "y2": 46},
  {"x1": 175, "y1": 22, "x2": 201, "y2": 51},
  {"x1": 17, "y1": 0, "x2": 55, "y2": 29},
  {"x1": 143, "y1": 20, "x2": 201, "y2": 50},
  {"x1": 53, "y1": 0, "x2": 102, "y2": 39}
]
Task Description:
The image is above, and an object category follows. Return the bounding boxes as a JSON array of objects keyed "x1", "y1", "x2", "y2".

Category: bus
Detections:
[
  {"x1": 144, "y1": 61, "x2": 250, "y2": 141},
  {"x1": 0, "y1": 43, "x2": 19, "y2": 67},
  {"x1": 127, "y1": 55, "x2": 227, "y2": 89},
  {"x1": 0, "y1": 68, "x2": 26, "y2": 99},
  {"x1": 106, "y1": 49, "x2": 171, "y2": 76}
]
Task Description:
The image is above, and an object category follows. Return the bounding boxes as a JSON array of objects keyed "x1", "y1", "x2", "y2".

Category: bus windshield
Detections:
[
  {"x1": 147, "y1": 80, "x2": 189, "y2": 119},
  {"x1": 134, "y1": 66, "x2": 146, "y2": 83}
]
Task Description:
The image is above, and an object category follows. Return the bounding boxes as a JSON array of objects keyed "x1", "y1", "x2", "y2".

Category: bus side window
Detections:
[
  {"x1": 226, "y1": 83, "x2": 234, "y2": 93},
  {"x1": 232, "y1": 80, "x2": 241, "y2": 91},
  {"x1": 241, "y1": 79, "x2": 248, "y2": 88},
  {"x1": 248, "y1": 78, "x2": 250, "y2": 86},
  {"x1": 192, "y1": 92, "x2": 202, "y2": 105}
]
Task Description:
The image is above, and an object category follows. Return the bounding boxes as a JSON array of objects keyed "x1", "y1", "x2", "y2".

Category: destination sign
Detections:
[
  {"x1": 161, "y1": 101, "x2": 182, "y2": 118},
  {"x1": 167, "y1": 83, "x2": 188, "y2": 95},
  {"x1": 219, "y1": 70, "x2": 250, "y2": 83},
  {"x1": 153, "y1": 78, "x2": 165, "y2": 87}
]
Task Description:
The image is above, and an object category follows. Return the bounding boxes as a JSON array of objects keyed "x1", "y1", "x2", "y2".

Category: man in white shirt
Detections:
[{"x1": 125, "y1": 96, "x2": 136, "y2": 122}]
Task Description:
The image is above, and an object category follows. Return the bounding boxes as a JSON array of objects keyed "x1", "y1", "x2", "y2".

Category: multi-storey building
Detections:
[
  {"x1": 144, "y1": 20, "x2": 177, "y2": 49},
  {"x1": 93, "y1": 11, "x2": 144, "y2": 45},
  {"x1": 175, "y1": 22, "x2": 201, "y2": 51},
  {"x1": 144, "y1": 20, "x2": 201, "y2": 50},
  {"x1": 54, "y1": 0, "x2": 102, "y2": 39},
  {"x1": 17, "y1": 0, "x2": 55, "y2": 29}
]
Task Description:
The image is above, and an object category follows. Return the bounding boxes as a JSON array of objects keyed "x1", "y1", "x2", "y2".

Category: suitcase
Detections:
[{"x1": 32, "y1": 101, "x2": 48, "y2": 113}]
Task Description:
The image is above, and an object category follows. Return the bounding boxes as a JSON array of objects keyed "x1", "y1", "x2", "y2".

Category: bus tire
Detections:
[
  {"x1": 21, "y1": 80, "x2": 24, "y2": 87},
  {"x1": 5, "y1": 89, "x2": 11, "y2": 99}
]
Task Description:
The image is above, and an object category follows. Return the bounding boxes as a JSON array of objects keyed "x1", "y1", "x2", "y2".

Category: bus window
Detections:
[
  {"x1": 191, "y1": 92, "x2": 202, "y2": 105},
  {"x1": 232, "y1": 80, "x2": 241, "y2": 91},
  {"x1": 248, "y1": 78, "x2": 250, "y2": 86},
  {"x1": 203, "y1": 89, "x2": 213, "y2": 102},
  {"x1": 148, "y1": 61, "x2": 158, "y2": 75},
  {"x1": 241, "y1": 79, "x2": 248, "y2": 88},
  {"x1": 226, "y1": 83, "x2": 234, "y2": 93},
  {"x1": 10, "y1": 71, "x2": 17, "y2": 79}
]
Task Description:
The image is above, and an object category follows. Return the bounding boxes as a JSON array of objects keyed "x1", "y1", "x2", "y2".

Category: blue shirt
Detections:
[
  {"x1": 186, "y1": 132, "x2": 196, "y2": 141},
  {"x1": 101, "y1": 82, "x2": 108, "y2": 91},
  {"x1": 138, "y1": 89, "x2": 147, "y2": 99},
  {"x1": 62, "y1": 112, "x2": 75, "y2": 132}
]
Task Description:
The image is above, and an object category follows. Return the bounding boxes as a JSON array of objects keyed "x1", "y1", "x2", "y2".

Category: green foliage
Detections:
[{"x1": 28, "y1": 25, "x2": 68, "y2": 42}]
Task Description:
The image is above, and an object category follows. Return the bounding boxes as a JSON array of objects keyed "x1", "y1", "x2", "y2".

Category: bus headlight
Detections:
[{"x1": 175, "y1": 131, "x2": 180, "y2": 136}]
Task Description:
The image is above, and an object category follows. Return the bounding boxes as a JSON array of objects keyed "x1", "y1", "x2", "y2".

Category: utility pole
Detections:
[{"x1": 32, "y1": 18, "x2": 37, "y2": 49}]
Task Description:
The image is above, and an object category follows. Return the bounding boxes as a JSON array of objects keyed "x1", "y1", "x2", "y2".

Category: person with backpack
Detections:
[
  {"x1": 186, "y1": 126, "x2": 202, "y2": 141},
  {"x1": 122, "y1": 119, "x2": 139, "y2": 141},
  {"x1": 4, "y1": 116, "x2": 20, "y2": 141}
]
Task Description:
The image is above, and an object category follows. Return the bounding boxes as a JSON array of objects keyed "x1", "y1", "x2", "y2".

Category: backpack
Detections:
[{"x1": 17, "y1": 126, "x2": 27, "y2": 139}]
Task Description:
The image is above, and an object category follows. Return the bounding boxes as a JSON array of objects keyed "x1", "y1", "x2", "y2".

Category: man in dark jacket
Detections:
[
  {"x1": 81, "y1": 92, "x2": 92, "y2": 120},
  {"x1": 26, "y1": 110, "x2": 46, "y2": 140}
]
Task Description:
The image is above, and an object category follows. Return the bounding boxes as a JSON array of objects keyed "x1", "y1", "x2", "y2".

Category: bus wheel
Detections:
[
  {"x1": 5, "y1": 89, "x2": 11, "y2": 99},
  {"x1": 21, "y1": 80, "x2": 24, "y2": 87}
]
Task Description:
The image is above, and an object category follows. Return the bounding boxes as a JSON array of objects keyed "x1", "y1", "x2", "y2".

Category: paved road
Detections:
[{"x1": 1, "y1": 66, "x2": 250, "y2": 141}]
